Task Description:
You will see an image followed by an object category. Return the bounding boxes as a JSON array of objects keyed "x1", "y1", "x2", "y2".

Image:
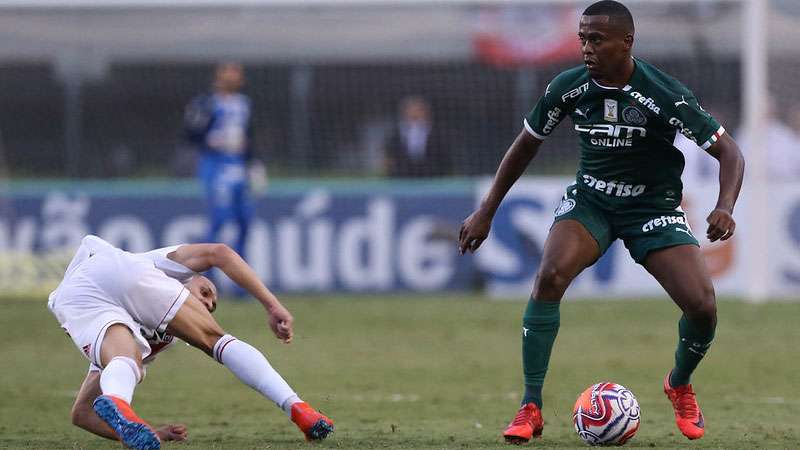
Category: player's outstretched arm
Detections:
[
  {"x1": 167, "y1": 243, "x2": 294, "y2": 342},
  {"x1": 705, "y1": 133, "x2": 745, "y2": 242},
  {"x1": 459, "y1": 130, "x2": 543, "y2": 254}
]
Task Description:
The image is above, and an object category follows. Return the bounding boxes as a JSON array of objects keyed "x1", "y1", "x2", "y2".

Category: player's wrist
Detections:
[
  {"x1": 263, "y1": 298, "x2": 284, "y2": 314},
  {"x1": 477, "y1": 202, "x2": 498, "y2": 218},
  {"x1": 713, "y1": 203, "x2": 734, "y2": 214}
]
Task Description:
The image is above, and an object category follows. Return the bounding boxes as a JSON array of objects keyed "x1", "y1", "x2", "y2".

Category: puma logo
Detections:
[{"x1": 674, "y1": 96, "x2": 689, "y2": 107}]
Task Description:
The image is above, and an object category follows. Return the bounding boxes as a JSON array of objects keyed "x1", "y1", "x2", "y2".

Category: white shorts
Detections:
[{"x1": 48, "y1": 248, "x2": 189, "y2": 369}]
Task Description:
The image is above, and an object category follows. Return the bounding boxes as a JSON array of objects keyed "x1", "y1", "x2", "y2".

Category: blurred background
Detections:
[{"x1": 0, "y1": 0, "x2": 796, "y2": 301}]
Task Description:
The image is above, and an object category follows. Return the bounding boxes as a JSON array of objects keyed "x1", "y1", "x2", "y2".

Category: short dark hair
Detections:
[{"x1": 583, "y1": 1, "x2": 634, "y2": 34}]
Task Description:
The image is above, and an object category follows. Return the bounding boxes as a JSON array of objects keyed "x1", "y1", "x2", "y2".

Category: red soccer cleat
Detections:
[
  {"x1": 503, "y1": 403, "x2": 544, "y2": 445},
  {"x1": 290, "y1": 402, "x2": 334, "y2": 441},
  {"x1": 663, "y1": 372, "x2": 705, "y2": 440},
  {"x1": 92, "y1": 395, "x2": 161, "y2": 450}
]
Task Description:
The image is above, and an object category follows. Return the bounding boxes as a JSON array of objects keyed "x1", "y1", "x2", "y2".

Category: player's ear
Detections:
[{"x1": 623, "y1": 34, "x2": 634, "y2": 51}]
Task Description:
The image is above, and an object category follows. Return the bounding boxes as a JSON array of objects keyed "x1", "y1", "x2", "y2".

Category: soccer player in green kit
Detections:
[{"x1": 459, "y1": 0, "x2": 744, "y2": 444}]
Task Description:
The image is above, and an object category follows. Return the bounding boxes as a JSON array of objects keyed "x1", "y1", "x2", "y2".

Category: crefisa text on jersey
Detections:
[
  {"x1": 622, "y1": 87, "x2": 662, "y2": 114},
  {"x1": 543, "y1": 107, "x2": 562, "y2": 135},
  {"x1": 582, "y1": 174, "x2": 646, "y2": 197}
]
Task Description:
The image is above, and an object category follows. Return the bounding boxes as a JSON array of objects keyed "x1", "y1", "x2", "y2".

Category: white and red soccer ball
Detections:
[{"x1": 573, "y1": 382, "x2": 640, "y2": 446}]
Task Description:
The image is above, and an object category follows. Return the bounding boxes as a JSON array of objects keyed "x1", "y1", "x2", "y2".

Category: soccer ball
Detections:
[{"x1": 573, "y1": 382, "x2": 640, "y2": 446}]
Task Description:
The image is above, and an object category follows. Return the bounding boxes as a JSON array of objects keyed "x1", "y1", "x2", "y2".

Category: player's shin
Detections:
[
  {"x1": 670, "y1": 314, "x2": 715, "y2": 387},
  {"x1": 521, "y1": 298, "x2": 561, "y2": 408},
  {"x1": 212, "y1": 334, "x2": 301, "y2": 416},
  {"x1": 100, "y1": 356, "x2": 141, "y2": 403}
]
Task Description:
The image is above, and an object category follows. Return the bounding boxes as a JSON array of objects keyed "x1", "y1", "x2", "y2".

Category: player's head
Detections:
[
  {"x1": 579, "y1": 1, "x2": 635, "y2": 80},
  {"x1": 399, "y1": 96, "x2": 431, "y2": 123},
  {"x1": 214, "y1": 62, "x2": 245, "y2": 93}
]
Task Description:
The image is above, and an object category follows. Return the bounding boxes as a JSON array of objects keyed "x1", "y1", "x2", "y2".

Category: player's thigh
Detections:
[
  {"x1": 644, "y1": 244, "x2": 716, "y2": 316},
  {"x1": 533, "y1": 219, "x2": 604, "y2": 300},
  {"x1": 99, "y1": 324, "x2": 144, "y2": 368},
  {"x1": 538, "y1": 188, "x2": 610, "y2": 282},
  {"x1": 539, "y1": 219, "x2": 602, "y2": 274},
  {"x1": 166, "y1": 294, "x2": 226, "y2": 356}
]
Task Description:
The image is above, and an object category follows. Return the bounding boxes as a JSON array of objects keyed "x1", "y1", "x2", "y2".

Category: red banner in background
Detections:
[{"x1": 473, "y1": 5, "x2": 581, "y2": 67}]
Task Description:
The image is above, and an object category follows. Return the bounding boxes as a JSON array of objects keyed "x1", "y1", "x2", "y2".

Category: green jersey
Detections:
[{"x1": 525, "y1": 57, "x2": 724, "y2": 210}]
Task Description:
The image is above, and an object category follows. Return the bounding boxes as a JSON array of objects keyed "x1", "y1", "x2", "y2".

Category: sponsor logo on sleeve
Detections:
[
  {"x1": 542, "y1": 107, "x2": 562, "y2": 135},
  {"x1": 668, "y1": 117, "x2": 697, "y2": 143}
]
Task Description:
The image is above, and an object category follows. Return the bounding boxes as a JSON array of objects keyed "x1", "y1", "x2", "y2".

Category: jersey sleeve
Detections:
[
  {"x1": 523, "y1": 79, "x2": 570, "y2": 140},
  {"x1": 138, "y1": 245, "x2": 196, "y2": 283},
  {"x1": 664, "y1": 91, "x2": 724, "y2": 150},
  {"x1": 184, "y1": 94, "x2": 212, "y2": 145}
]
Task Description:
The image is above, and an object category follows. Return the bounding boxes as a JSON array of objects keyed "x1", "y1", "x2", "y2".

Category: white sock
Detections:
[
  {"x1": 99, "y1": 356, "x2": 141, "y2": 404},
  {"x1": 213, "y1": 335, "x2": 302, "y2": 416}
]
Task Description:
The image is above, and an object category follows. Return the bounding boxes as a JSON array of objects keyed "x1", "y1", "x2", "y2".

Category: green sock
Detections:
[
  {"x1": 670, "y1": 314, "x2": 715, "y2": 387},
  {"x1": 521, "y1": 298, "x2": 560, "y2": 408}
]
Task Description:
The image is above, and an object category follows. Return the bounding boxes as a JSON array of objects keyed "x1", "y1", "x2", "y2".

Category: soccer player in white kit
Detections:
[{"x1": 48, "y1": 235, "x2": 334, "y2": 450}]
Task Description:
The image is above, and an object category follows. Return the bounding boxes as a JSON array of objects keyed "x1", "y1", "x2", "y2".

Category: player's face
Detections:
[
  {"x1": 578, "y1": 15, "x2": 632, "y2": 81},
  {"x1": 402, "y1": 100, "x2": 430, "y2": 123},
  {"x1": 215, "y1": 64, "x2": 245, "y2": 93}
]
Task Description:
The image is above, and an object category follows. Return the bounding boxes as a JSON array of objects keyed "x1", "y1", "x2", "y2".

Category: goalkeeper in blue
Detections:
[{"x1": 185, "y1": 62, "x2": 262, "y2": 264}]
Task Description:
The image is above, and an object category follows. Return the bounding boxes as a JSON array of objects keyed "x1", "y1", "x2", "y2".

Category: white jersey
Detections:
[{"x1": 48, "y1": 235, "x2": 197, "y2": 369}]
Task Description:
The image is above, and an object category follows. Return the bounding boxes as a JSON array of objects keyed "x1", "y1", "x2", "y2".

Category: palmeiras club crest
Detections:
[{"x1": 622, "y1": 106, "x2": 647, "y2": 125}]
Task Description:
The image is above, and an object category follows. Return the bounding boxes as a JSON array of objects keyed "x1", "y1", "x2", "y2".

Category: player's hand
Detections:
[
  {"x1": 706, "y1": 208, "x2": 735, "y2": 242},
  {"x1": 185, "y1": 275, "x2": 217, "y2": 313},
  {"x1": 267, "y1": 303, "x2": 294, "y2": 343},
  {"x1": 459, "y1": 208, "x2": 493, "y2": 254},
  {"x1": 155, "y1": 424, "x2": 188, "y2": 442}
]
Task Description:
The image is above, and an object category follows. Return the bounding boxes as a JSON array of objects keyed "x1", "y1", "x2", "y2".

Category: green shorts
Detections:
[{"x1": 552, "y1": 184, "x2": 699, "y2": 264}]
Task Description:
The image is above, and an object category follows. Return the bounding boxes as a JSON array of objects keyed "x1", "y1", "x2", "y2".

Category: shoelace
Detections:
[
  {"x1": 672, "y1": 388, "x2": 699, "y2": 418},
  {"x1": 510, "y1": 407, "x2": 534, "y2": 426}
]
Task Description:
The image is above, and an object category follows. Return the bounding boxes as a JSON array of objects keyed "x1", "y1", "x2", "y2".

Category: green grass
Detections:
[{"x1": 1, "y1": 296, "x2": 798, "y2": 449}]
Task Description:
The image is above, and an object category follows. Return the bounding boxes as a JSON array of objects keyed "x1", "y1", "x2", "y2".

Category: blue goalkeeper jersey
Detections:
[{"x1": 184, "y1": 92, "x2": 253, "y2": 164}]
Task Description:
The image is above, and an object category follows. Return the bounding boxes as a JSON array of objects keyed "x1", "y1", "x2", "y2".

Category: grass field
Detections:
[{"x1": 1, "y1": 296, "x2": 798, "y2": 449}]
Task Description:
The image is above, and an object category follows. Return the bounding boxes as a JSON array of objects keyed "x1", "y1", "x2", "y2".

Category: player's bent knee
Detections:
[
  {"x1": 684, "y1": 284, "x2": 717, "y2": 325},
  {"x1": 70, "y1": 404, "x2": 92, "y2": 429},
  {"x1": 534, "y1": 265, "x2": 574, "y2": 299},
  {"x1": 99, "y1": 324, "x2": 144, "y2": 369},
  {"x1": 695, "y1": 296, "x2": 717, "y2": 324}
]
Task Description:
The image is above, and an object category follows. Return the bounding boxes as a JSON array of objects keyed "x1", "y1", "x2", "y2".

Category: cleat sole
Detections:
[
  {"x1": 307, "y1": 418, "x2": 335, "y2": 440},
  {"x1": 93, "y1": 396, "x2": 160, "y2": 450},
  {"x1": 504, "y1": 436, "x2": 529, "y2": 445}
]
